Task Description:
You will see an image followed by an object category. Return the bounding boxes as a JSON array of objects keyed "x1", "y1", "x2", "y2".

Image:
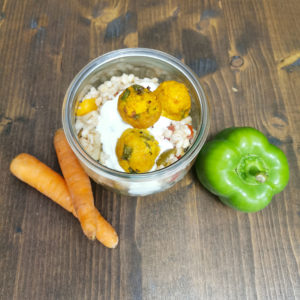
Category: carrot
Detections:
[
  {"x1": 94, "y1": 210, "x2": 119, "y2": 248},
  {"x1": 10, "y1": 153, "x2": 75, "y2": 215},
  {"x1": 10, "y1": 153, "x2": 119, "y2": 248},
  {"x1": 53, "y1": 128, "x2": 99, "y2": 240}
]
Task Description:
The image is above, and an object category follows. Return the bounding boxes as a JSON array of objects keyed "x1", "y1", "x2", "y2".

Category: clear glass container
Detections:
[{"x1": 62, "y1": 48, "x2": 210, "y2": 196}]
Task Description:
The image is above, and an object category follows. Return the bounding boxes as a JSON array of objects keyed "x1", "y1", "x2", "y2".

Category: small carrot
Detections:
[
  {"x1": 94, "y1": 210, "x2": 119, "y2": 248},
  {"x1": 10, "y1": 153, "x2": 75, "y2": 215},
  {"x1": 10, "y1": 153, "x2": 118, "y2": 248},
  {"x1": 54, "y1": 129, "x2": 98, "y2": 240}
]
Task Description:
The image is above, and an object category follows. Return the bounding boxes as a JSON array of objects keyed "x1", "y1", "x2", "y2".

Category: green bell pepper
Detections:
[{"x1": 195, "y1": 127, "x2": 289, "y2": 212}]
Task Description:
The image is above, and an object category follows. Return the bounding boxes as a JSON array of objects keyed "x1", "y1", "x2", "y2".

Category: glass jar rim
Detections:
[{"x1": 62, "y1": 48, "x2": 210, "y2": 180}]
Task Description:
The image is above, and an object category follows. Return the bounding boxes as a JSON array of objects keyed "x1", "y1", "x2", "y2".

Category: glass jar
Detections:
[{"x1": 62, "y1": 48, "x2": 210, "y2": 196}]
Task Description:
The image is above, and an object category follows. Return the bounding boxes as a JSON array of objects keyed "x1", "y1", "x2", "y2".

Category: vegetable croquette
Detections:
[
  {"x1": 154, "y1": 80, "x2": 191, "y2": 121},
  {"x1": 116, "y1": 128, "x2": 160, "y2": 173},
  {"x1": 118, "y1": 84, "x2": 162, "y2": 128}
]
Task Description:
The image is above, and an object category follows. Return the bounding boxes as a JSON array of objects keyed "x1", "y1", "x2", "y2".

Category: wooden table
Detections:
[{"x1": 1, "y1": 0, "x2": 299, "y2": 299}]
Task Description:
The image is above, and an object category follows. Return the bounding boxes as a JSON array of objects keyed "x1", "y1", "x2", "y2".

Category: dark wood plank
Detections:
[{"x1": 0, "y1": 0, "x2": 299, "y2": 299}]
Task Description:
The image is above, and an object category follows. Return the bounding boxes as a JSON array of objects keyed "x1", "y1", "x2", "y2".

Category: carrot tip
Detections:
[{"x1": 111, "y1": 237, "x2": 119, "y2": 248}]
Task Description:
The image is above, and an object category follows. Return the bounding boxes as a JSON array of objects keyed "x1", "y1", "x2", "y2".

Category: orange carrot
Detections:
[
  {"x1": 10, "y1": 153, "x2": 119, "y2": 248},
  {"x1": 94, "y1": 210, "x2": 119, "y2": 248},
  {"x1": 10, "y1": 153, "x2": 75, "y2": 215},
  {"x1": 54, "y1": 128, "x2": 99, "y2": 240}
]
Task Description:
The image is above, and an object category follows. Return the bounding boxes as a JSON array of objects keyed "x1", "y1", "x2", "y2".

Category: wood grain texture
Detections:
[{"x1": 1, "y1": 0, "x2": 299, "y2": 299}]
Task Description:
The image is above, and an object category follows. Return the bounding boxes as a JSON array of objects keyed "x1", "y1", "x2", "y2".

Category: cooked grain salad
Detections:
[{"x1": 75, "y1": 74, "x2": 195, "y2": 173}]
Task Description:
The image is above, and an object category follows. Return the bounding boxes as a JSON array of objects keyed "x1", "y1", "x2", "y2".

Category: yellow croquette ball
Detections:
[
  {"x1": 116, "y1": 128, "x2": 160, "y2": 173},
  {"x1": 118, "y1": 85, "x2": 162, "y2": 128},
  {"x1": 154, "y1": 81, "x2": 191, "y2": 121}
]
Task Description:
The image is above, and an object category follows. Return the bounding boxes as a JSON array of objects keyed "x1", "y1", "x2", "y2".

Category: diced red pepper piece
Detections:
[
  {"x1": 167, "y1": 124, "x2": 175, "y2": 132},
  {"x1": 187, "y1": 124, "x2": 194, "y2": 139}
]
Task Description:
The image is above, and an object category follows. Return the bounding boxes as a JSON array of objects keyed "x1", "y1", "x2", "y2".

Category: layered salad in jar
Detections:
[{"x1": 75, "y1": 73, "x2": 196, "y2": 174}]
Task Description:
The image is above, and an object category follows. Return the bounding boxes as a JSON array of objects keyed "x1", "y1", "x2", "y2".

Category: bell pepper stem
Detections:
[
  {"x1": 249, "y1": 166, "x2": 267, "y2": 183},
  {"x1": 238, "y1": 162, "x2": 268, "y2": 185},
  {"x1": 255, "y1": 173, "x2": 267, "y2": 183}
]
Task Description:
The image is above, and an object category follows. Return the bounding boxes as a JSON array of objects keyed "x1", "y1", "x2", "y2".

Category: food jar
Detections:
[{"x1": 62, "y1": 48, "x2": 209, "y2": 196}]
